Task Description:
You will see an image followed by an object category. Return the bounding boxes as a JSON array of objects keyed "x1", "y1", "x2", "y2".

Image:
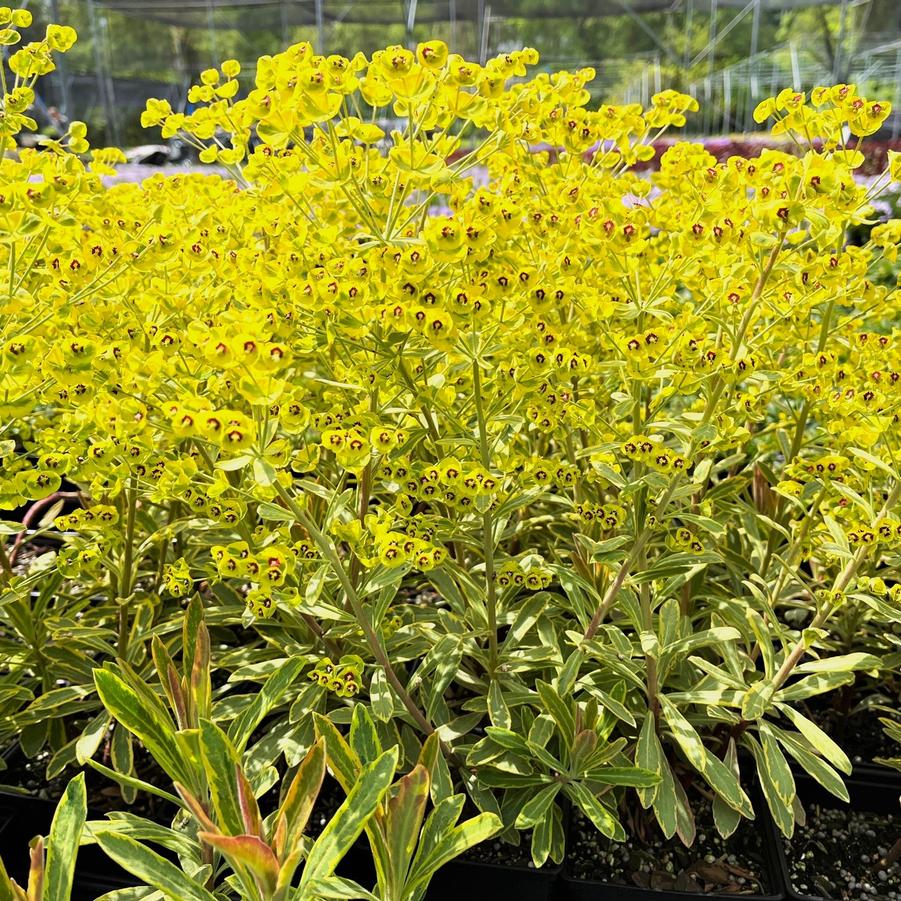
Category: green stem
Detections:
[
  {"x1": 273, "y1": 482, "x2": 437, "y2": 738},
  {"x1": 117, "y1": 475, "x2": 139, "y2": 660},
  {"x1": 0, "y1": 541, "x2": 12, "y2": 583},
  {"x1": 760, "y1": 296, "x2": 837, "y2": 577},
  {"x1": 770, "y1": 479, "x2": 901, "y2": 694},
  {"x1": 472, "y1": 357, "x2": 498, "y2": 674},
  {"x1": 583, "y1": 473, "x2": 683, "y2": 641},
  {"x1": 638, "y1": 543, "x2": 660, "y2": 725}
]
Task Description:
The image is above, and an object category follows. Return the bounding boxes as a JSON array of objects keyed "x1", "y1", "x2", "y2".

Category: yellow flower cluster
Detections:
[
  {"x1": 0, "y1": 27, "x2": 895, "y2": 622},
  {"x1": 1, "y1": 16, "x2": 900, "y2": 845}
]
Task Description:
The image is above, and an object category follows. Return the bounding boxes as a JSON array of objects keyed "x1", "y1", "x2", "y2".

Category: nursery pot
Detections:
[
  {"x1": 848, "y1": 760, "x2": 901, "y2": 790},
  {"x1": 425, "y1": 857, "x2": 563, "y2": 901},
  {"x1": 561, "y1": 795, "x2": 786, "y2": 901},
  {"x1": 773, "y1": 775, "x2": 901, "y2": 901},
  {"x1": 0, "y1": 782, "x2": 140, "y2": 895},
  {"x1": 0, "y1": 747, "x2": 149, "y2": 893}
]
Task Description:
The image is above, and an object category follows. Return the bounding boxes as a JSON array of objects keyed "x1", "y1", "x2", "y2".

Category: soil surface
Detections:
[
  {"x1": 804, "y1": 702, "x2": 898, "y2": 769},
  {"x1": 459, "y1": 831, "x2": 542, "y2": 868},
  {"x1": 306, "y1": 776, "x2": 347, "y2": 837},
  {"x1": 568, "y1": 802, "x2": 772, "y2": 895},
  {"x1": 0, "y1": 745, "x2": 173, "y2": 821},
  {"x1": 783, "y1": 805, "x2": 900, "y2": 900}
]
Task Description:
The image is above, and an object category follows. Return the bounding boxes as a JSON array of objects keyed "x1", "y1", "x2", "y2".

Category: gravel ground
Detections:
[
  {"x1": 568, "y1": 805, "x2": 770, "y2": 894},
  {"x1": 784, "y1": 805, "x2": 900, "y2": 900}
]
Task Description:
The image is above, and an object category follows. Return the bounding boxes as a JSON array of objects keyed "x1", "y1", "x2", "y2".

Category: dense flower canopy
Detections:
[{"x1": 1, "y1": 18, "x2": 900, "y2": 868}]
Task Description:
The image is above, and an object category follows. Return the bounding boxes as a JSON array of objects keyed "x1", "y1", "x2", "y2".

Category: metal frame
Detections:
[{"x1": 54, "y1": 0, "x2": 899, "y2": 139}]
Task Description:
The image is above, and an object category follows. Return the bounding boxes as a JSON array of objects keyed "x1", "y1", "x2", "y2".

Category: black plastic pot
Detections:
[
  {"x1": 425, "y1": 857, "x2": 562, "y2": 901},
  {"x1": 0, "y1": 785, "x2": 139, "y2": 894},
  {"x1": 560, "y1": 800, "x2": 786, "y2": 901},
  {"x1": 0, "y1": 747, "x2": 145, "y2": 894},
  {"x1": 850, "y1": 761, "x2": 901, "y2": 788},
  {"x1": 774, "y1": 776, "x2": 900, "y2": 901},
  {"x1": 560, "y1": 854, "x2": 785, "y2": 900}
]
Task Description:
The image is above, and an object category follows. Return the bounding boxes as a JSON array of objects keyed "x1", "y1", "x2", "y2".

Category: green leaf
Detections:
[
  {"x1": 514, "y1": 784, "x2": 560, "y2": 829},
  {"x1": 482, "y1": 726, "x2": 530, "y2": 755},
  {"x1": 274, "y1": 737, "x2": 327, "y2": 860},
  {"x1": 774, "y1": 704, "x2": 851, "y2": 774},
  {"x1": 349, "y1": 705, "x2": 381, "y2": 766},
  {"x1": 303, "y1": 877, "x2": 380, "y2": 900},
  {"x1": 0, "y1": 521, "x2": 25, "y2": 535},
  {"x1": 407, "y1": 811, "x2": 502, "y2": 891},
  {"x1": 648, "y1": 749, "x2": 678, "y2": 841},
  {"x1": 313, "y1": 713, "x2": 361, "y2": 793},
  {"x1": 385, "y1": 765, "x2": 430, "y2": 891},
  {"x1": 501, "y1": 595, "x2": 547, "y2": 651},
  {"x1": 770, "y1": 726, "x2": 849, "y2": 803},
  {"x1": 661, "y1": 697, "x2": 752, "y2": 818},
  {"x1": 424, "y1": 637, "x2": 463, "y2": 722},
  {"x1": 536, "y1": 680, "x2": 574, "y2": 739},
  {"x1": 659, "y1": 696, "x2": 706, "y2": 772},
  {"x1": 96, "y1": 833, "x2": 217, "y2": 901},
  {"x1": 76, "y1": 713, "x2": 111, "y2": 766},
  {"x1": 588, "y1": 767, "x2": 660, "y2": 788},
  {"x1": 746, "y1": 610, "x2": 775, "y2": 679},
  {"x1": 847, "y1": 447, "x2": 899, "y2": 479},
  {"x1": 702, "y1": 750, "x2": 754, "y2": 819},
  {"x1": 672, "y1": 771, "x2": 696, "y2": 846},
  {"x1": 227, "y1": 657, "x2": 305, "y2": 752},
  {"x1": 369, "y1": 667, "x2": 394, "y2": 722},
  {"x1": 0, "y1": 852, "x2": 20, "y2": 901},
  {"x1": 711, "y1": 742, "x2": 741, "y2": 840},
  {"x1": 746, "y1": 730, "x2": 794, "y2": 837},
  {"x1": 794, "y1": 653, "x2": 881, "y2": 675},
  {"x1": 94, "y1": 669, "x2": 190, "y2": 787},
  {"x1": 635, "y1": 715, "x2": 662, "y2": 808},
  {"x1": 741, "y1": 681, "x2": 775, "y2": 720},
  {"x1": 566, "y1": 782, "x2": 625, "y2": 841},
  {"x1": 418, "y1": 733, "x2": 453, "y2": 805},
  {"x1": 198, "y1": 718, "x2": 245, "y2": 836},
  {"x1": 584, "y1": 686, "x2": 636, "y2": 727},
  {"x1": 776, "y1": 670, "x2": 854, "y2": 701},
  {"x1": 487, "y1": 680, "x2": 511, "y2": 730},
  {"x1": 87, "y1": 759, "x2": 184, "y2": 809},
  {"x1": 45, "y1": 774, "x2": 87, "y2": 901},
  {"x1": 663, "y1": 627, "x2": 741, "y2": 660},
  {"x1": 197, "y1": 833, "x2": 279, "y2": 894},
  {"x1": 301, "y1": 747, "x2": 398, "y2": 889}
]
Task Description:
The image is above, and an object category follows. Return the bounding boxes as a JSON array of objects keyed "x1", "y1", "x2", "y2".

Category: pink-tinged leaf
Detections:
[
  {"x1": 173, "y1": 783, "x2": 218, "y2": 834},
  {"x1": 26, "y1": 838, "x2": 44, "y2": 901},
  {"x1": 190, "y1": 622, "x2": 211, "y2": 723},
  {"x1": 386, "y1": 765, "x2": 429, "y2": 886},
  {"x1": 197, "y1": 832, "x2": 279, "y2": 893},
  {"x1": 236, "y1": 763, "x2": 263, "y2": 839},
  {"x1": 151, "y1": 638, "x2": 187, "y2": 730},
  {"x1": 273, "y1": 737, "x2": 326, "y2": 857},
  {"x1": 167, "y1": 663, "x2": 189, "y2": 731}
]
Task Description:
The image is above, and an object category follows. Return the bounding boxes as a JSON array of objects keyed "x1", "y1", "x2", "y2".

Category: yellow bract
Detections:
[{"x1": 0, "y1": 11, "x2": 898, "y2": 644}]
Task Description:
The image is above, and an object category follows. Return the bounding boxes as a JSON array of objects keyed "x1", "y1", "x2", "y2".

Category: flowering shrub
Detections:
[
  {"x1": 629, "y1": 135, "x2": 901, "y2": 176},
  {"x1": 1, "y1": 10, "x2": 901, "y2": 875}
]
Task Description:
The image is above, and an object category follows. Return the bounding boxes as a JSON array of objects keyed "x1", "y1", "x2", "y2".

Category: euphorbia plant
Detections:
[{"x1": 0, "y1": 4, "x2": 900, "y2": 871}]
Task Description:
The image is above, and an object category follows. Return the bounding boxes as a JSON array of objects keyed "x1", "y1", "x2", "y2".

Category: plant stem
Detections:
[
  {"x1": 638, "y1": 543, "x2": 660, "y2": 725},
  {"x1": 583, "y1": 480, "x2": 678, "y2": 640},
  {"x1": 0, "y1": 541, "x2": 13, "y2": 583},
  {"x1": 349, "y1": 458, "x2": 372, "y2": 590},
  {"x1": 118, "y1": 475, "x2": 139, "y2": 660},
  {"x1": 760, "y1": 296, "x2": 837, "y2": 577},
  {"x1": 273, "y1": 482, "x2": 436, "y2": 738},
  {"x1": 769, "y1": 479, "x2": 901, "y2": 694},
  {"x1": 471, "y1": 357, "x2": 498, "y2": 674}
]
